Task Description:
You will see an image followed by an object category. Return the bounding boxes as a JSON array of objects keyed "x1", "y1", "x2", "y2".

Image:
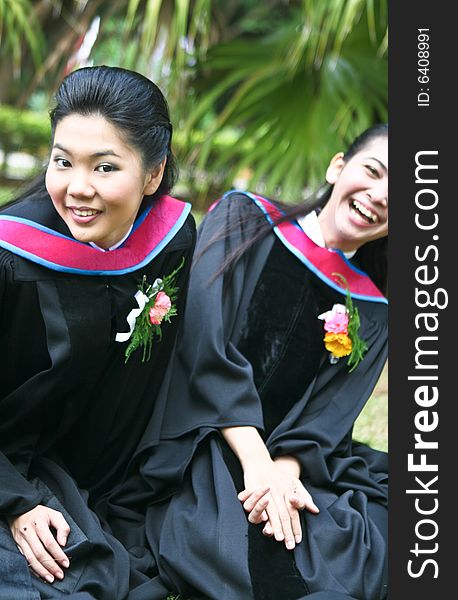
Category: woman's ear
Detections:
[
  {"x1": 143, "y1": 158, "x2": 167, "y2": 195},
  {"x1": 325, "y1": 152, "x2": 345, "y2": 185}
]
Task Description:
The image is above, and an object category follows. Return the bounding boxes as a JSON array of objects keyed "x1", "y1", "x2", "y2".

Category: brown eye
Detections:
[
  {"x1": 365, "y1": 164, "x2": 379, "y2": 177},
  {"x1": 54, "y1": 158, "x2": 71, "y2": 168},
  {"x1": 96, "y1": 164, "x2": 117, "y2": 173}
]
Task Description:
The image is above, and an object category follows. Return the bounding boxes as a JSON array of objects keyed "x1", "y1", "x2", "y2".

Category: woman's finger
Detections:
[
  {"x1": 287, "y1": 486, "x2": 319, "y2": 543},
  {"x1": 35, "y1": 520, "x2": 70, "y2": 568},
  {"x1": 287, "y1": 501, "x2": 303, "y2": 544},
  {"x1": 48, "y1": 509, "x2": 71, "y2": 547},
  {"x1": 242, "y1": 487, "x2": 270, "y2": 513},
  {"x1": 276, "y1": 500, "x2": 296, "y2": 550},
  {"x1": 265, "y1": 491, "x2": 290, "y2": 545},
  {"x1": 290, "y1": 489, "x2": 319, "y2": 514},
  {"x1": 263, "y1": 521, "x2": 274, "y2": 537},
  {"x1": 247, "y1": 496, "x2": 270, "y2": 524},
  {"x1": 237, "y1": 489, "x2": 252, "y2": 502},
  {"x1": 16, "y1": 537, "x2": 57, "y2": 583},
  {"x1": 238, "y1": 486, "x2": 270, "y2": 506},
  {"x1": 23, "y1": 529, "x2": 65, "y2": 581},
  {"x1": 265, "y1": 505, "x2": 283, "y2": 542}
]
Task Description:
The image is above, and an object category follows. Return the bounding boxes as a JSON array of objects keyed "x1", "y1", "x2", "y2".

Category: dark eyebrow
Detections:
[
  {"x1": 52, "y1": 143, "x2": 122, "y2": 159},
  {"x1": 367, "y1": 157, "x2": 388, "y2": 173}
]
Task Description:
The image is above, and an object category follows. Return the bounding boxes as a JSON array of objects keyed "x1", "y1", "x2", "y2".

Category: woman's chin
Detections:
[{"x1": 68, "y1": 227, "x2": 98, "y2": 245}]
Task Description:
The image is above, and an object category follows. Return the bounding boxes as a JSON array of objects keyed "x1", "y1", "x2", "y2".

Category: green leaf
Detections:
[
  {"x1": 124, "y1": 258, "x2": 185, "y2": 363},
  {"x1": 183, "y1": 0, "x2": 387, "y2": 202},
  {"x1": 332, "y1": 272, "x2": 368, "y2": 372}
]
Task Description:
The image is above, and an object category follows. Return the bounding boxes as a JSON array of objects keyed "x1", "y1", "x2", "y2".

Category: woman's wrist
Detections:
[
  {"x1": 221, "y1": 426, "x2": 272, "y2": 470},
  {"x1": 239, "y1": 449, "x2": 273, "y2": 471},
  {"x1": 273, "y1": 455, "x2": 301, "y2": 478}
]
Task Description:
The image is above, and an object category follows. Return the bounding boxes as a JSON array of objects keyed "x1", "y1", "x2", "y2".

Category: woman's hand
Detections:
[
  {"x1": 221, "y1": 427, "x2": 319, "y2": 550},
  {"x1": 9, "y1": 505, "x2": 70, "y2": 583},
  {"x1": 239, "y1": 457, "x2": 319, "y2": 550}
]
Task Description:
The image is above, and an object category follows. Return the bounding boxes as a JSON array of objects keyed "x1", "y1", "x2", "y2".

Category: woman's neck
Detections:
[
  {"x1": 89, "y1": 223, "x2": 134, "y2": 252},
  {"x1": 317, "y1": 209, "x2": 359, "y2": 254}
]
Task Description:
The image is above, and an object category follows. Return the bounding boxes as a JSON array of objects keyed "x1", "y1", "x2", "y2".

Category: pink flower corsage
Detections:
[
  {"x1": 116, "y1": 258, "x2": 184, "y2": 363},
  {"x1": 318, "y1": 273, "x2": 368, "y2": 372},
  {"x1": 149, "y1": 291, "x2": 172, "y2": 325}
]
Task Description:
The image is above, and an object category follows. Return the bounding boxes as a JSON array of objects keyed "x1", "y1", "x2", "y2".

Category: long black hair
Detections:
[
  {"x1": 6, "y1": 65, "x2": 177, "y2": 207},
  {"x1": 206, "y1": 124, "x2": 388, "y2": 295}
]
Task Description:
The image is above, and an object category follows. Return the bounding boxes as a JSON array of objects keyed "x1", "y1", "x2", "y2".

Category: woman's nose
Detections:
[
  {"x1": 67, "y1": 170, "x2": 95, "y2": 198},
  {"x1": 368, "y1": 181, "x2": 388, "y2": 207}
]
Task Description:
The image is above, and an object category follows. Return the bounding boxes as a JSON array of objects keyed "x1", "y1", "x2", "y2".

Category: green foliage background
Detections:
[
  {"x1": 0, "y1": 0, "x2": 388, "y2": 453},
  {"x1": 1, "y1": 0, "x2": 387, "y2": 208}
]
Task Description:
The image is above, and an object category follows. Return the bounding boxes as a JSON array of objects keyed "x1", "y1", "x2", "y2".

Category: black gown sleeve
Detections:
[
  {"x1": 0, "y1": 453, "x2": 45, "y2": 516},
  {"x1": 160, "y1": 194, "x2": 387, "y2": 451},
  {"x1": 158, "y1": 194, "x2": 270, "y2": 438},
  {"x1": 121, "y1": 195, "x2": 271, "y2": 502},
  {"x1": 0, "y1": 254, "x2": 45, "y2": 516}
]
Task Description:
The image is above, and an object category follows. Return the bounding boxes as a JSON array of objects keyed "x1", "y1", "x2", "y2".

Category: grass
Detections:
[
  {"x1": 0, "y1": 185, "x2": 14, "y2": 205},
  {"x1": 354, "y1": 362, "x2": 388, "y2": 451}
]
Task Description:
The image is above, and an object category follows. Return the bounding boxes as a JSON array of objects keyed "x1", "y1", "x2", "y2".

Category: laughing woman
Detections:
[
  {"x1": 134, "y1": 125, "x2": 388, "y2": 600},
  {"x1": 0, "y1": 66, "x2": 195, "y2": 599}
]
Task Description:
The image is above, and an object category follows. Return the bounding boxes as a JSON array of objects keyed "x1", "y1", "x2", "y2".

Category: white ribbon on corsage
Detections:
[{"x1": 116, "y1": 278, "x2": 162, "y2": 343}]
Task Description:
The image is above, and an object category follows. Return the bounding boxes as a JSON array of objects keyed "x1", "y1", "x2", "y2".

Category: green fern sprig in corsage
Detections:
[
  {"x1": 318, "y1": 273, "x2": 368, "y2": 372},
  {"x1": 116, "y1": 257, "x2": 185, "y2": 363},
  {"x1": 333, "y1": 272, "x2": 368, "y2": 372}
]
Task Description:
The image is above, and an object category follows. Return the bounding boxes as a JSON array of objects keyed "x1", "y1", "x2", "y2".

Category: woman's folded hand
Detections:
[{"x1": 9, "y1": 504, "x2": 71, "y2": 583}]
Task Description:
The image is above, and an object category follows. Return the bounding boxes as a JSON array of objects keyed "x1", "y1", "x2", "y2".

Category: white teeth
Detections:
[
  {"x1": 74, "y1": 208, "x2": 98, "y2": 217},
  {"x1": 351, "y1": 200, "x2": 378, "y2": 223}
]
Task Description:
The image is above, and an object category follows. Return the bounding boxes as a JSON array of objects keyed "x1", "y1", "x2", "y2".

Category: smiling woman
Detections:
[
  {"x1": 46, "y1": 114, "x2": 166, "y2": 249},
  {"x1": 135, "y1": 125, "x2": 389, "y2": 600},
  {"x1": 0, "y1": 66, "x2": 195, "y2": 599},
  {"x1": 319, "y1": 137, "x2": 388, "y2": 251}
]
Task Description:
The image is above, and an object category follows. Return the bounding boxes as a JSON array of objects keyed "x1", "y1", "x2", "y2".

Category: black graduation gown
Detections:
[
  {"x1": 124, "y1": 192, "x2": 388, "y2": 600},
  {"x1": 0, "y1": 193, "x2": 195, "y2": 599}
]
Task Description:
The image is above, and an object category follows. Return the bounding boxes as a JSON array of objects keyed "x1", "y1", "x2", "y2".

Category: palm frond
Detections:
[
  {"x1": 183, "y1": 0, "x2": 387, "y2": 203},
  {"x1": 0, "y1": 0, "x2": 44, "y2": 72}
]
